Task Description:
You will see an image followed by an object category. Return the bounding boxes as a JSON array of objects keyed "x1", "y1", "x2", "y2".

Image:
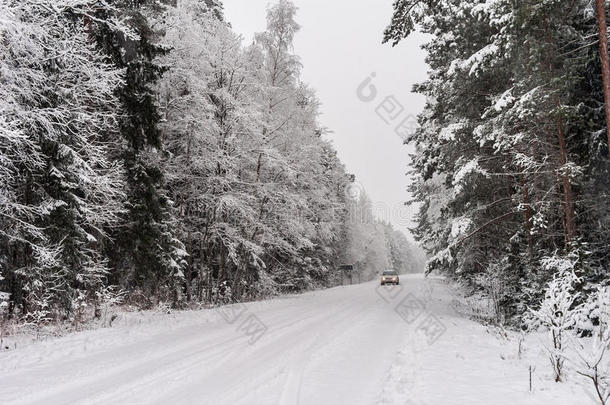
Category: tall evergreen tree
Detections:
[
  {"x1": 385, "y1": 0, "x2": 610, "y2": 322},
  {"x1": 0, "y1": 0, "x2": 128, "y2": 319},
  {"x1": 94, "y1": 1, "x2": 186, "y2": 302}
]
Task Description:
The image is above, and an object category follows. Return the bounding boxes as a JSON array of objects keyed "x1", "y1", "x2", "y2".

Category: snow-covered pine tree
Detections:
[
  {"x1": 529, "y1": 257, "x2": 582, "y2": 382},
  {"x1": 92, "y1": 0, "x2": 187, "y2": 304},
  {"x1": 155, "y1": 0, "x2": 266, "y2": 303},
  {"x1": 0, "y1": 0, "x2": 128, "y2": 320},
  {"x1": 153, "y1": 0, "x2": 382, "y2": 300},
  {"x1": 385, "y1": 0, "x2": 610, "y2": 322}
]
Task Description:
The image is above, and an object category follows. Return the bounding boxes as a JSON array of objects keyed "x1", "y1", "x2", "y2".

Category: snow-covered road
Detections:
[{"x1": 0, "y1": 274, "x2": 589, "y2": 404}]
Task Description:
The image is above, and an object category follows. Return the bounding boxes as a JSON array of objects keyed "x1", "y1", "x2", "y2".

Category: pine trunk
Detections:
[
  {"x1": 521, "y1": 175, "x2": 534, "y2": 257},
  {"x1": 545, "y1": 20, "x2": 577, "y2": 245},
  {"x1": 555, "y1": 111, "x2": 576, "y2": 244},
  {"x1": 596, "y1": 0, "x2": 610, "y2": 158}
]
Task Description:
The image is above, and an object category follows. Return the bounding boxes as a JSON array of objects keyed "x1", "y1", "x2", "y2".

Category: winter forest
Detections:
[
  {"x1": 0, "y1": 0, "x2": 423, "y2": 323},
  {"x1": 1, "y1": 0, "x2": 610, "y2": 403},
  {"x1": 385, "y1": 0, "x2": 610, "y2": 326}
]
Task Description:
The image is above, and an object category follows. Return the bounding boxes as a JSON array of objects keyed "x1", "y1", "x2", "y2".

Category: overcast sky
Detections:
[{"x1": 223, "y1": 0, "x2": 429, "y2": 237}]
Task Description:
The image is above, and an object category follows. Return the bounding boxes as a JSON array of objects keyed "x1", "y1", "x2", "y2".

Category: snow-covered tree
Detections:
[
  {"x1": 0, "y1": 0, "x2": 129, "y2": 319},
  {"x1": 570, "y1": 287, "x2": 610, "y2": 404},
  {"x1": 91, "y1": 0, "x2": 187, "y2": 303},
  {"x1": 385, "y1": 0, "x2": 610, "y2": 322},
  {"x1": 529, "y1": 258, "x2": 582, "y2": 381},
  {"x1": 155, "y1": 0, "x2": 265, "y2": 302},
  {"x1": 0, "y1": 0, "x2": 417, "y2": 319},
  {"x1": 153, "y1": 0, "x2": 364, "y2": 301}
]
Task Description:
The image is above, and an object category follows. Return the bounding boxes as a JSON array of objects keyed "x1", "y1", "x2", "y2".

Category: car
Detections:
[{"x1": 380, "y1": 270, "x2": 399, "y2": 286}]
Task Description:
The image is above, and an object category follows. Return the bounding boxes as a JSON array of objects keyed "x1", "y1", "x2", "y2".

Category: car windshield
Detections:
[{"x1": 382, "y1": 271, "x2": 397, "y2": 276}]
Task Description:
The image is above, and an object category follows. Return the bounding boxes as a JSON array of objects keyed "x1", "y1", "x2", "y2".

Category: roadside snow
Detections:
[{"x1": 0, "y1": 275, "x2": 594, "y2": 404}]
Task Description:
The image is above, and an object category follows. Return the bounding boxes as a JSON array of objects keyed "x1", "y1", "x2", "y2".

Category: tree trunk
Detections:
[
  {"x1": 186, "y1": 227, "x2": 192, "y2": 302},
  {"x1": 545, "y1": 21, "x2": 577, "y2": 245},
  {"x1": 521, "y1": 174, "x2": 534, "y2": 257},
  {"x1": 198, "y1": 239, "x2": 205, "y2": 302},
  {"x1": 556, "y1": 110, "x2": 576, "y2": 244},
  {"x1": 256, "y1": 153, "x2": 263, "y2": 182},
  {"x1": 596, "y1": 0, "x2": 610, "y2": 158}
]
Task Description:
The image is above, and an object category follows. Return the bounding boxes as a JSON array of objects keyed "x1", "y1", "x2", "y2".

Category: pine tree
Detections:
[
  {"x1": 94, "y1": 0, "x2": 186, "y2": 303},
  {"x1": 385, "y1": 0, "x2": 610, "y2": 322},
  {"x1": 0, "y1": 0, "x2": 127, "y2": 319}
]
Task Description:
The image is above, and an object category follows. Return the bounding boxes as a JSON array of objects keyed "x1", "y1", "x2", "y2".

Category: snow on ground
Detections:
[{"x1": 0, "y1": 274, "x2": 595, "y2": 404}]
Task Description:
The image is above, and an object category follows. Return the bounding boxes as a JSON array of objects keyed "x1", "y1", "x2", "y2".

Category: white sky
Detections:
[{"x1": 222, "y1": 0, "x2": 429, "y2": 237}]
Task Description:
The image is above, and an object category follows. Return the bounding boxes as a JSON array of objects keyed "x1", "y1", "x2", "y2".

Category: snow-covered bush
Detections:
[
  {"x1": 95, "y1": 287, "x2": 126, "y2": 327},
  {"x1": 156, "y1": 301, "x2": 172, "y2": 315},
  {"x1": 0, "y1": 274, "x2": 7, "y2": 318},
  {"x1": 474, "y1": 258, "x2": 519, "y2": 324},
  {"x1": 569, "y1": 287, "x2": 610, "y2": 404},
  {"x1": 529, "y1": 259, "x2": 582, "y2": 382},
  {"x1": 0, "y1": 291, "x2": 9, "y2": 318},
  {"x1": 71, "y1": 290, "x2": 89, "y2": 329}
]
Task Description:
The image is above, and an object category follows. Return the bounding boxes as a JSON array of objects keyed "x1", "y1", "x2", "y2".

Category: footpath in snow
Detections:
[{"x1": 0, "y1": 274, "x2": 592, "y2": 404}]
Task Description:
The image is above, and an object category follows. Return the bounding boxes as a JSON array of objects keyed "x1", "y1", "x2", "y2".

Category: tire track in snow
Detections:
[{"x1": 157, "y1": 295, "x2": 367, "y2": 404}]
